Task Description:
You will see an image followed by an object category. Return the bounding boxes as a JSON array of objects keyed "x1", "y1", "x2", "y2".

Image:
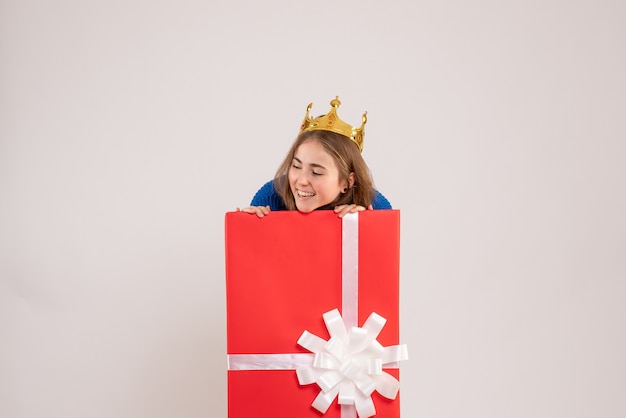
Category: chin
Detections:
[{"x1": 295, "y1": 204, "x2": 316, "y2": 213}]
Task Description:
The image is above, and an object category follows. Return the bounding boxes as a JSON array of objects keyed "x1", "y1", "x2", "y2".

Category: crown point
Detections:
[{"x1": 330, "y1": 97, "x2": 341, "y2": 108}]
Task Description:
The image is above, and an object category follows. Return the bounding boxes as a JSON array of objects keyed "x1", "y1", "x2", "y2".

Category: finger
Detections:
[
  {"x1": 254, "y1": 206, "x2": 271, "y2": 218},
  {"x1": 336, "y1": 205, "x2": 354, "y2": 218},
  {"x1": 258, "y1": 206, "x2": 270, "y2": 217},
  {"x1": 241, "y1": 207, "x2": 261, "y2": 216},
  {"x1": 347, "y1": 205, "x2": 368, "y2": 214}
]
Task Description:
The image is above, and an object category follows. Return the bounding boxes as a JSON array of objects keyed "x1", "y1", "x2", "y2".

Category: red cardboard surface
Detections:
[
  {"x1": 227, "y1": 369, "x2": 400, "y2": 418},
  {"x1": 225, "y1": 210, "x2": 401, "y2": 418}
]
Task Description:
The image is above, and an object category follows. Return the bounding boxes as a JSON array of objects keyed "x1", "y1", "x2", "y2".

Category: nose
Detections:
[{"x1": 295, "y1": 171, "x2": 311, "y2": 186}]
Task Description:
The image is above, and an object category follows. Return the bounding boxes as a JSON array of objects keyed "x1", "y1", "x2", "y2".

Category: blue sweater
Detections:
[{"x1": 250, "y1": 180, "x2": 392, "y2": 210}]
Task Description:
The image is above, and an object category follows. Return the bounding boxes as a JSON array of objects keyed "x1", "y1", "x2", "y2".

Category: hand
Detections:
[
  {"x1": 236, "y1": 205, "x2": 271, "y2": 218},
  {"x1": 333, "y1": 204, "x2": 373, "y2": 218}
]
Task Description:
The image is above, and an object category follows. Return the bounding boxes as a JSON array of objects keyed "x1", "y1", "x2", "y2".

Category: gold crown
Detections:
[{"x1": 299, "y1": 96, "x2": 367, "y2": 152}]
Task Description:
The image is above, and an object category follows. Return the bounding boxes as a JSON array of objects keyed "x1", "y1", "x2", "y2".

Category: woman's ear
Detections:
[{"x1": 347, "y1": 172, "x2": 355, "y2": 189}]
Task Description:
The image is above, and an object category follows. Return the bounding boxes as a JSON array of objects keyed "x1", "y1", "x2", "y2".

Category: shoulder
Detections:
[
  {"x1": 253, "y1": 180, "x2": 275, "y2": 196},
  {"x1": 372, "y1": 190, "x2": 392, "y2": 209},
  {"x1": 251, "y1": 180, "x2": 287, "y2": 210}
]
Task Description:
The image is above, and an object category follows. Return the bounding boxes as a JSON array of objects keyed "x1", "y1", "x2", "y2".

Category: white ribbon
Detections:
[
  {"x1": 342, "y1": 212, "x2": 359, "y2": 329},
  {"x1": 296, "y1": 308, "x2": 408, "y2": 418},
  {"x1": 227, "y1": 353, "x2": 314, "y2": 370},
  {"x1": 227, "y1": 212, "x2": 408, "y2": 418}
]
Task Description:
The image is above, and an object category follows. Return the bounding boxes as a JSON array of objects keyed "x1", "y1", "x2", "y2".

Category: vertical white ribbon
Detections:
[
  {"x1": 341, "y1": 212, "x2": 359, "y2": 329},
  {"x1": 341, "y1": 212, "x2": 359, "y2": 418}
]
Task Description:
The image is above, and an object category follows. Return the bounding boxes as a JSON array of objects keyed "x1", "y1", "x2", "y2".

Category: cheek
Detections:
[
  {"x1": 287, "y1": 169, "x2": 296, "y2": 184},
  {"x1": 320, "y1": 178, "x2": 339, "y2": 194}
]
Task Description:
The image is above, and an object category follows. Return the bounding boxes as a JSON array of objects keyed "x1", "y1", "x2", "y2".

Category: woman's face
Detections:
[{"x1": 288, "y1": 139, "x2": 348, "y2": 213}]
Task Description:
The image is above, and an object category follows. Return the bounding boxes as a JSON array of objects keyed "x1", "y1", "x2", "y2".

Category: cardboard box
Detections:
[{"x1": 225, "y1": 210, "x2": 403, "y2": 418}]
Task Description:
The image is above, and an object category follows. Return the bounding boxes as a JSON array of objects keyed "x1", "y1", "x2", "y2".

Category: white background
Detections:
[{"x1": 1, "y1": 1, "x2": 625, "y2": 417}]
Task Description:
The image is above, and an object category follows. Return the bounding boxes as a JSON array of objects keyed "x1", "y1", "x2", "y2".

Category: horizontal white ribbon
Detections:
[{"x1": 227, "y1": 353, "x2": 314, "y2": 370}]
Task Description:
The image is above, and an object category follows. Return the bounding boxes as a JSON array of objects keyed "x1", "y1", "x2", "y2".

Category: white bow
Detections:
[{"x1": 296, "y1": 308, "x2": 409, "y2": 418}]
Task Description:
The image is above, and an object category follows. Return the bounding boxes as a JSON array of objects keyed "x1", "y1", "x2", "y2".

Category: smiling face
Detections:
[{"x1": 288, "y1": 139, "x2": 351, "y2": 212}]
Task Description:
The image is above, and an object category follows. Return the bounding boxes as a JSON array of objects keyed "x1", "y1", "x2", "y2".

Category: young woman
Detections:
[{"x1": 239, "y1": 97, "x2": 391, "y2": 218}]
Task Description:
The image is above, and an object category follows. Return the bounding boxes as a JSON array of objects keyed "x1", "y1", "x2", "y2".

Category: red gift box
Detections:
[{"x1": 225, "y1": 210, "x2": 404, "y2": 418}]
